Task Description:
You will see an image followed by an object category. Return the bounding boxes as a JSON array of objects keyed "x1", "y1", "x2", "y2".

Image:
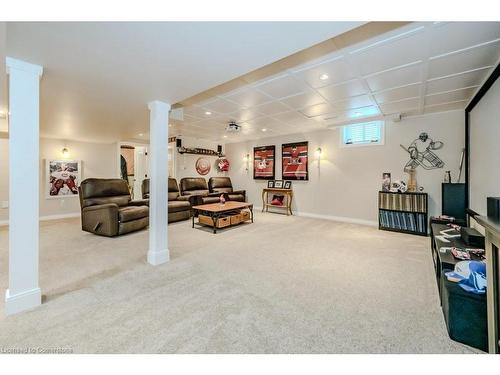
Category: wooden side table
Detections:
[{"x1": 262, "y1": 188, "x2": 293, "y2": 215}]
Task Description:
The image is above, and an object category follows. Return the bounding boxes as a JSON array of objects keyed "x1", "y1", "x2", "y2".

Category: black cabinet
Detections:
[{"x1": 442, "y1": 183, "x2": 466, "y2": 222}]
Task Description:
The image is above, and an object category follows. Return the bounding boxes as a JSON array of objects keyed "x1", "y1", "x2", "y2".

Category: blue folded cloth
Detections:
[{"x1": 445, "y1": 261, "x2": 486, "y2": 294}]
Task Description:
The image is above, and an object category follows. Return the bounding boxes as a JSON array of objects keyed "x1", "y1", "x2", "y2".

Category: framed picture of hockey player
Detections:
[
  {"x1": 253, "y1": 145, "x2": 275, "y2": 180},
  {"x1": 281, "y1": 141, "x2": 308, "y2": 180},
  {"x1": 46, "y1": 159, "x2": 82, "y2": 198}
]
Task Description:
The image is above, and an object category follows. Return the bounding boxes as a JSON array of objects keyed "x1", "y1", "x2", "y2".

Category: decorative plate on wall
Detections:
[{"x1": 195, "y1": 157, "x2": 211, "y2": 175}]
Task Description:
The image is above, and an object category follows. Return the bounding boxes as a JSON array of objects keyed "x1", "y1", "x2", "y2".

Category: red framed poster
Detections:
[
  {"x1": 253, "y1": 145, "x2": 275, "y2": 180},
  {"x1": 282, "y1": 141, "x2": 308, "y2": 181}
]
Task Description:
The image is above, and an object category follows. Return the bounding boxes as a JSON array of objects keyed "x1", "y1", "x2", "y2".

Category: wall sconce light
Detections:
[
  {"x1": 244, "y1": 153, "x2": 250, "y2": 171},
  {"x1": 315, "y1": 147, "x2": 322, "y2": 159},
  {"x1": 61, "y1": 147, "x2": 70, "y2": 158}
]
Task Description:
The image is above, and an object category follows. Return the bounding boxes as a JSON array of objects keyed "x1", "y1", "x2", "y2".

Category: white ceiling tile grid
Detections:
[{"x1": 178, "y1": 22, "x2": 500, "y2": 142}]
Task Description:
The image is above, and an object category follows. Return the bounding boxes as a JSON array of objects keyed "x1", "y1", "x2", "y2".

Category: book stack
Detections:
[{"x1": 378, "y1": 191, "x2": 428, "y2": 236}]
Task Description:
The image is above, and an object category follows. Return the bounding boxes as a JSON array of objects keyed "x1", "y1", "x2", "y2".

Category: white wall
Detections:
[
  {"x1": 0, "y1": 137, "x2": 119, "y2": 223},
  {"x1": 174, "y1": 136, "x2": 227, "y2": 181},
  {"x1": 470, "y1": 76, "x2": 500, "y2": 216},
  {"x1": 226, "y1": 110, "x2": 465, "y2": 225},
  {"x1": 0, "y1": 137, "x2": 8, "y2": 222}
]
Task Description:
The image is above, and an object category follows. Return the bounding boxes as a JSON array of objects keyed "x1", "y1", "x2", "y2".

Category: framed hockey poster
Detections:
[
  {"x1": 253, "y1": 145, "x2": 275, "y2": 180},
  {"x1": 282, "y1": 141, "x2": 308, "y2": 181}
]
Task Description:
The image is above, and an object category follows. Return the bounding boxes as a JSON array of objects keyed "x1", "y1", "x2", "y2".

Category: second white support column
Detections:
[{"x1": 147, "y1": 100, "x2": 170, "y2": 266}]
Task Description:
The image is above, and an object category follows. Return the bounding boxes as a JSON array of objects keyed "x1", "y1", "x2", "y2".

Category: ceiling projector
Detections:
[{"x1": 225, "y1": 121, "x2": 241, "y2": 133}]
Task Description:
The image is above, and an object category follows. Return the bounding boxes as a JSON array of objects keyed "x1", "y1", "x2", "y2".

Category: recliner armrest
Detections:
[
  {"x1": 82, "y1": 203, "x2": 119, "y2": 236},
  {"x1": 128, "y1": 199, "x2": 149, "y2": 207},
  {"x1": 83, "y1": 203, "x2": 119, "y2": 212},
  {"x1": 177, "y1": 195, "x2": 191, "y2": 202}
]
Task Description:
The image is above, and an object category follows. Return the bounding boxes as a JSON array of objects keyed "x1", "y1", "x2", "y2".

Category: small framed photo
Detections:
[
  {"x1": 382, "y1": 172, "x2": 391, "y2": 192},
  {"x1": 267, "y1": 180, "x2": 275, "y2": 188},
  {"x1": 284, "y1": 181, "x2": 292, "y2": 189},
  {"x1": 274, "y1": 180, "x2": 283, "y2": 188}
]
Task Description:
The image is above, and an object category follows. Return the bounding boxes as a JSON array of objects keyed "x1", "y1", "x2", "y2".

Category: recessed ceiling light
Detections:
[
  {"x1": 261, "y1": 128, "x2": 267, "y2": 132},
  {"x1": 205, "y1": 111, "x2": 212, "y2": 116},
  {"x1": 319, "y1": 73, "x2": 329, "y2": 81},
  {"x1": 138, "y1": 133, "x2": 144, "y2": 136},
  {"x1": 223, "y1": 135, "x2": 228, "y2": 138}
]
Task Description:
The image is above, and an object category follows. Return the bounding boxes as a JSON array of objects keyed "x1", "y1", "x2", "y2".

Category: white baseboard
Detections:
[
  {"x1": 0, "y1": 212, "x2": 80, "y2": 227},
  {"x1": 254, "y1": 206, "x2": 378, "y2": 227},
  {"x1": 147, "y1": 249, "x2": 170, "y2": 266},
  {"x1": 5, "y1": 287, "x2": 42, "y2": 315}
]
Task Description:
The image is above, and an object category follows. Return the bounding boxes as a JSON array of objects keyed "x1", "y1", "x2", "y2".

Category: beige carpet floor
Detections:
[{"x1": 0, "y1": 213, "x2": 479, "y2": 353}]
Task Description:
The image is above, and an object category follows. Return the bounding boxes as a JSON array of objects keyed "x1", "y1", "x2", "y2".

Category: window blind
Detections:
[{"x1": 343, "y1": 121, "x2": 383, "y2": 145}]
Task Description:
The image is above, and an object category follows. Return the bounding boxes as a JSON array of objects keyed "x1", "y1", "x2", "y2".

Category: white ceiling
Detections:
[
  {"x1": 177, "y1": 22, "x2": 500, "y2": 143},
  {"x1": 1, "y1": 22, "x2": 363, "y2": 141}
]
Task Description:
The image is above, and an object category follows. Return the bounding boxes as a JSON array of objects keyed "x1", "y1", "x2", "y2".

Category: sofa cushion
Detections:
[
  {"x1": 228, "y1": 193, "x2": 245, "y2": 202},
  {"x1": 209, "y1": 177, "x2": 233, "y2": 191},
  {"x1": 180, "y1": 178, "x2": 209, "y2": 194},
  {"x1": 118, "y1": 206, "x2": 149, "y2": 222},
  {"x1": 168, "y1": 178, "x2": 181, "y2": 201},
  {"x1": 85, "y1": 195, "x2": 131, "y2": 207},
  {"x1": 183, "y1": 189, "x2": 209, "y2": 197},
  {"x1": 168, "y1": 200, "x2": 191, "y2": 213},
  {"x1": 212, "y1": 187, "x2": 233, "y2": 193}
]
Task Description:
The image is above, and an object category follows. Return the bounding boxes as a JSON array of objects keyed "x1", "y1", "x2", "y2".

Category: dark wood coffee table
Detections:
[{"x1": 191, "y1": 201, "x2": 254, "y2": 234}]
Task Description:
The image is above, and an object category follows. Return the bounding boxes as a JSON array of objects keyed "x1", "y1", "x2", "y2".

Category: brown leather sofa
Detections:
[
  {"x1": 208, "y1": 177, "x2": 246, "y2": 202},
  {"x1": 142, "y1": 178, "x2": 191, "y2": 222},
  {"x1": 179, "y1": 177, "x2": 220, "y2": 205},
  {"x1": 79, "y1": 178, "x2": 149, "y2": 237}
]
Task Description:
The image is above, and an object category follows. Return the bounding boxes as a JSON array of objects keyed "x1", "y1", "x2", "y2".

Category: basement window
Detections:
[{"x1": 341, "y1": 121, "x2": 384, "y2": 147}]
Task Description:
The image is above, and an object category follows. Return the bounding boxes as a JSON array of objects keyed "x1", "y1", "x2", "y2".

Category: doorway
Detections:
[{"x1": 119, "y1": 143, "x2": 149, "y2": 200}]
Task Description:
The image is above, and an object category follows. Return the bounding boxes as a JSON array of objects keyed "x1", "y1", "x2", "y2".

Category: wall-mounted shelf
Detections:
[{"x1": 177, "y1": 147, "x2": 224, "y2": 157}]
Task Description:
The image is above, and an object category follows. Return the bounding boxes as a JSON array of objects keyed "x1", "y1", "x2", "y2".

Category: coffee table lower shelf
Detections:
[{"x1": 191, "y1": 202, "x2": 254, "y2": 234}]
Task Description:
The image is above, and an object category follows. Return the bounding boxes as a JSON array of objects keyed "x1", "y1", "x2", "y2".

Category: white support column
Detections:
[
  {"x1": 5, "y1": 57, "x2": 43, "y2": 315},
  {"x1": 147, "y1": 100, "x2": 170, "y2": 265}
]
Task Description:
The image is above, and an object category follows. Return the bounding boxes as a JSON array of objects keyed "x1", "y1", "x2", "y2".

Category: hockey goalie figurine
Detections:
[{"x1": 400, "y1": 132, "x2": 445, "y2": 171}]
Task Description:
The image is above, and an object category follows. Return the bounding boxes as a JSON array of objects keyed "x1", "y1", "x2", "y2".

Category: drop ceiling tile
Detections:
[
  {"x1": 426, "y1": 67, "x2": 492, "y2": 93},
  {"x1": 279, "y1": 91, "x2": 325, "y2": 109},
  {"x1": 246, "y1": 116, "x2": 282, "y2": 128},
  {"x1": 379, "y1": 97, "x2": 420, "y2": 114},
  {"x1": 183, "y1": 105, "x2": 217, "y2": 119},
  {"x1": 202, "y1": 98, "x2": 242, "y2": 114},
  {"x1": 428, "y1": 40, "x2": 500, "y2": 78},
  {"x1": 255, "y1": 74, "x2": 307, "y2": 99},
  {"x1": 424, "y1": 86, "x2": 478, "y2": 106},
  {"x1": 332, "y1": 94, "x2": 375, "y2": 111},
  {"x1": 373, "y1": 83, "x2": 422, "y2": 104},
  {"x1": 271, "y1": 111, "x2": 309, "y2": 124},
  {"x1": 182, "y1": 113, "x2": 204, "y2": 123},
  {"x1": 430, "y1": 22, "x2": 500, "y2": 57},
  {"x1": 255, "y1": 101, "x2": 291, "y2": 116},
  {"x1": 424, "y1": 100, "x2": 468, "y2": 113},
  {"x1": 317, "y1": 79, "x2": 368, "y2": 102},
  {"x1": 299, "y1": 103, "x2": 337, "y2": 117},
  {"x1": 293, "y1": 57, "x2": 357, "y2": 88},
  {"x1": 224, "y1": 88, "x2": 273, "y2": 108},
  {"x1": 365, "y1": 62, "x2": 422, "y2": 92},
  {"x1": 344, "y1": 106, "x2": 381, "y2": 119},
  {"x1": 352, "y1": 28, "x2": 427, "y2": 76},
  {"x1": 217, "y1": 109, "x2": 263, "y2": 123}
]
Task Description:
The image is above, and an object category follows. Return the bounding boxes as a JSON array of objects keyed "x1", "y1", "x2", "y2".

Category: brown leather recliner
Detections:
[
  {"x1": 208, "y1": 177, "x2": 246, "y2": 202},
  {"x1": 142, "y1": 178, "x2": 191, "y2": 222},
  {"x1": 79, "y1": 178, "x2": 149, "y2": 237},
  {"x1": 179, "y1": 177, "x2": 219, "y2": 205}
]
